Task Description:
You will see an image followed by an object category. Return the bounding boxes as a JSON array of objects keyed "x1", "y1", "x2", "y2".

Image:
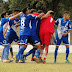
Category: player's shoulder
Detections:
[
  {"x1": 67, "y1": 20, "x2": 71, "y2": 24},
  {"x1": 57, "y1": 18, "x2": 63, "y2": 20}
]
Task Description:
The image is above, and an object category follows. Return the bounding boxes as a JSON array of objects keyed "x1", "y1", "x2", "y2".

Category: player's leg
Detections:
[
  {"x1": 43, "y1": 32, "x2": 51, "y2": 63},
  {"x1": 54, "y1": 45, "x2": 59, "y2": 63},
  {"x1": 65, "y1": 36, "x2": 70, "y2": 63},
  {"x1": 30, "y1": 34, "x2": 42, "y2": 62},
  {"x1": 5, "y1": 32, "x2": 14, "y2": 58},
  {"x1": 65, "y1": 45, "x2": 70, "y2": 63},
  {"x1": 39, "y1": 31, "x2": 44, "y2": 60},
  {"x1": 54, "y1": 37, "x2": 61, "y2": 63},
  {"x1": 39, "y1": 46, "x2": 44, "y2": 59},
  {"x1": 9, "y1": 45, "x2": 13, "y2": 58},
  {"x1": 2, "y1": 39, "x2": 11, "y2": 63},
  {"x1": 15, "y1": 35, "x2": 28, "y2": 63}
]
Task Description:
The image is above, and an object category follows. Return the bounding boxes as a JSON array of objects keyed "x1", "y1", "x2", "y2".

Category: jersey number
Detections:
[{"x1": 50, "y1": 18, "x2": 53, "y2": 23}]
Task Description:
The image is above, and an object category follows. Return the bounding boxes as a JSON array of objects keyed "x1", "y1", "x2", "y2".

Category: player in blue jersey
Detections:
[
  {"x1": 54, "y1": 11, "x2": 71, "y2": 63},
  {"x1": 23, "y1": 9, "x2": 42, "y2": 61},
  {"x1": 5, "y1": 10, "x2": 20, "y2": 58},
  {"x1": 14, "y1": 8, "x2": 45, "y2": 63},
  {"x1": 0, "y1": 11, "x2": 22, "y2": 63}
]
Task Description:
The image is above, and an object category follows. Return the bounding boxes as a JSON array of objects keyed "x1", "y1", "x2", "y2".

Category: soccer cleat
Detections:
[
  {"x1": 33, "y1": 56, "x2": 40, "y2": 63},
  {"x1": 31, "y1": 58, "x2": 35, "y2": 61},
  {"x1": 3, "y1": 60, "x2": 11, "y2": 63},
  {"x1": 13, "y1": 56, "x2": 19, "y2": 63},
  {"x1": 53, "y1": 60, "x2": 56, "y2": 63},
  {"x1": 65, "y1": 60, "x2": 70, "y2": 63},
  {"x1": 13, "y1": 56, "x2": 17, "y2": 60},
  {"x1": 19, "y1": 60, "x2": 25, "y2": 63},
  {"x1": 23, "y1": 56, "x2": 25, "y2": 63},
  {"x1": 38, "y1": 58, "x2": 43, "y2": 63},
  {"x1": 42, "y1": 60, "x2": 46, "y2": 64}
]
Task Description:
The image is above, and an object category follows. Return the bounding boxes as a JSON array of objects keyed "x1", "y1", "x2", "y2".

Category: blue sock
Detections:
[
  {"x1": 35, "y1": 49, "x2": 40, "y2": 57},
  {"x1": 1, "y1": 48, "x2": 4, "y2": 60},
  {"x1": 16, "y1": 46, "x2": 25, "y2": 60},
  {"x1": 4, "y1": 45, "x2": 9, "y2": 60},
  {"x1": 25, "y1": 48, "x2": 35, "y2": 57},
  {"x1": 32, "y1": 49, "x2": 36, "y2": 58},
  {"x1": 54, "y1": 48, "x2": 58, "y2": 61},
  {"x1": 66, "y1": 48, "x2": 69, "y2": 60}
]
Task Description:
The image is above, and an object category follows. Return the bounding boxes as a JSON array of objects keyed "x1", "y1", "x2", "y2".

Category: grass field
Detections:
[{"x1": 0, "y1": 53, "x2": 72, "y2": 72}]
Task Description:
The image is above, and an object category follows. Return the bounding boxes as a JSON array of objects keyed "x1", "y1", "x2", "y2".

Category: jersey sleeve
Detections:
[
  {"x1": 55, "y1": 18, "x2": 59, "y2": 25},
  {"x1": 29, "y1": 15, "x2": 37, "y2": 20},
  {"x1": 5, "y1": 18, "x2": 10, "y2": 23},
  {"x1": 68, "y1": 21, "x2": 71, "y2": 30},
  {"x1": 15, "y1": 18, "x2": 19, "y2": 22}
]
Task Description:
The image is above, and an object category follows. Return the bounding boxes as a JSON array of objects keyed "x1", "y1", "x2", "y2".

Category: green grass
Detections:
[{"x1": 0, "y1": 53, "x2": 72, "y2": 72}]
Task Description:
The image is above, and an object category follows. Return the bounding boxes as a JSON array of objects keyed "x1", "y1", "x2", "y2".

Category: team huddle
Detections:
[{"x1": 0, "y1": 7, "x2": 71, "y2": 63}]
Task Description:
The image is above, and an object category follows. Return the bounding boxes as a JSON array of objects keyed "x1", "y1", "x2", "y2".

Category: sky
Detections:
[{"x1": 3, "y1": 0, "x2": 8, "y2": 2}]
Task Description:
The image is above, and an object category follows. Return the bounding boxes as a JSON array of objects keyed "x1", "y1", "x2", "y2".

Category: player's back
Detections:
[{"x1": 40, "y1": 16, "x2": 55, "y2": 34}]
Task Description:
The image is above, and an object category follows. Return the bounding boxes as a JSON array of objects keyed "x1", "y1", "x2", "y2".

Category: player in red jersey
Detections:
[{"x1": 39, "y1": 12, "x2": 55, "y2": 63}]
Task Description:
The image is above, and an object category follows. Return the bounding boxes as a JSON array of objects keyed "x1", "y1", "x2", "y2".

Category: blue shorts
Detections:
[
  {"x1": 0, "y1": 36, "x2": 8, "y2": 45},
  {"x1": 18, "y1": 35, "x2": 29, "y2": 45},
  {"x1": 30, "y1": 32, "x2": 40, "y2": 45},
  {"x1": 54, "y1": 34, "x2": 69, "y2": 46},
  {"x1": 6, "y1": 31, "x2": 19, "y2": 44}
]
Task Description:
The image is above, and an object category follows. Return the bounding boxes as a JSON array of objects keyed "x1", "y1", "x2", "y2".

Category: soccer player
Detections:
[
  {"x1": 39, "y1": 12, "x2": 55, "y2": 63},
  {"x1": 5, "y1": 10, "x2": 20, "y2": 58},
  {"x1": 0, "y1": 11, "x2": 22, "y2": 63},
  {"x1": 14, "y1": 8, "x2": 44, "y2": 63},
  {"x1": 23, "y1": 9, "x2": 43, "y2": 62},
  {"x1": 54, "y1": 11, "x2": 71, "y2": 63}
]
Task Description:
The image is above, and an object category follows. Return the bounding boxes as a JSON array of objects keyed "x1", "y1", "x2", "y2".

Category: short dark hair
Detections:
[
  {"x1": 30, "y1": 9, "x2": 36, "y2": 13},
  {"x1": 14, "y1": 9, "x2": 20, "y2": 12},
  {"x1": 64, "y1": 11, "x2": 70, "y2": 15},
  {"x1": 22, "y1": 7, "x2": 28, "y2": 14},
  {"x1": 37, "y1": 10, "x2": 43, "y2": 13},
  {"x1": 50, "y1": 12, "x2": 55, "y2": 16},
  {"x1": 1, "y1": 12, "x2": 6, "y2": 18}
]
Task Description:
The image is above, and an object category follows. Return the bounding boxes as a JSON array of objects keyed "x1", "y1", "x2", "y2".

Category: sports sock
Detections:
[
  {"x1": 39, "y1": 46, "x2": 44, "y2": 59},
  {"x1": 66, "y1": 48, "x2": 69, "y2": 60},
  {"x1": 25, "y1": 48, "x2": 35, "y2": 57},
  {"x1": 10, "y1": 47, "x2": 13, "y2": 57},
  {"x1": 16, "y1": 46, "x2": 25, "y2": 60},
  {"x1": 35, "y1": 49, "x2": 40, "y2": 58},
  {"x1": 32, "y1": 48, "x2": 36, "y2": 58},
  {"x1": 44, "y1": 48, "x2": 48, "y2": 61},
  {"x1": 4, "y1": 45, "x2": 9, "y2": 60},
  {"x1": 54, "y1": 48, "x2": 58, "y2": 61}
]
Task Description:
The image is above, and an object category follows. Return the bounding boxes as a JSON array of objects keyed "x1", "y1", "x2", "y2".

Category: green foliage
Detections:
[{"x1": 0, "y1": 0, "x2": 72, "y2": 20}]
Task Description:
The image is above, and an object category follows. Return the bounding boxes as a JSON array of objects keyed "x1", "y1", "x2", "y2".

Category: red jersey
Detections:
[{"x1": 40, "y1": 16, "x2": 55, "y2": 34}]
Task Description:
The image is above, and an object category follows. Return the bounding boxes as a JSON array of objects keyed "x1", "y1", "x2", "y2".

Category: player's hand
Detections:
[
  {"x1": 63, "y1": 33, "x2": 67, "y2": 37},
  {"x1": 47, "y1": 10, "x2": 54, "y2": 14},
  {"x1": 39, "y1": 13, "x2": 44, "y2": 17}
]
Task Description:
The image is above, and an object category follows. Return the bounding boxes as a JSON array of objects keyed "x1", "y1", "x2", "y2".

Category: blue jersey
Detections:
[
  {"x1": 0, "y1": 17, "x2": 9, "y2": 37},
  {"x1": 55, "y1": 18, "x2": 71, "y2": 33},
  {"x1": 55, "y1": 18, "x2": 71, "y2": 39},
  {"x1": 19, "y1": 14, "x2": 36, "y2": 36},
  {"x1": 7, "y1": 15, "x2": 19, "y2": 32}
]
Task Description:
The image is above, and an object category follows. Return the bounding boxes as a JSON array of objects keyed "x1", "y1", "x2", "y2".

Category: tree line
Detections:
[{"x1": 0, "y1": 0, "x2": 72, "y2": 20}]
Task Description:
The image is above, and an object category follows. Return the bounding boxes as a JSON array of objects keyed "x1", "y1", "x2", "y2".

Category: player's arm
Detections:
[
  {"x1": 9, "y1": 12, "x2": 23, "y2": 21},
  {"x1": 63, "y1": 21, "x2": 71, "y2": 37},
  {"x1": 63, "y1": 30, "x2": 71, "y2": 37},
  {"x1": 36, "y1": 13, "x2": 44, "y2": 18},
  {"x1": 4, "y1": 24, "x2": 9, "y2": 37},
  {"x1": 41, "y1": 10, "x2": 53, "y2": 19},
  {"x1": 15, "y1": 23, "x2": 20, "y2": 27}
]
